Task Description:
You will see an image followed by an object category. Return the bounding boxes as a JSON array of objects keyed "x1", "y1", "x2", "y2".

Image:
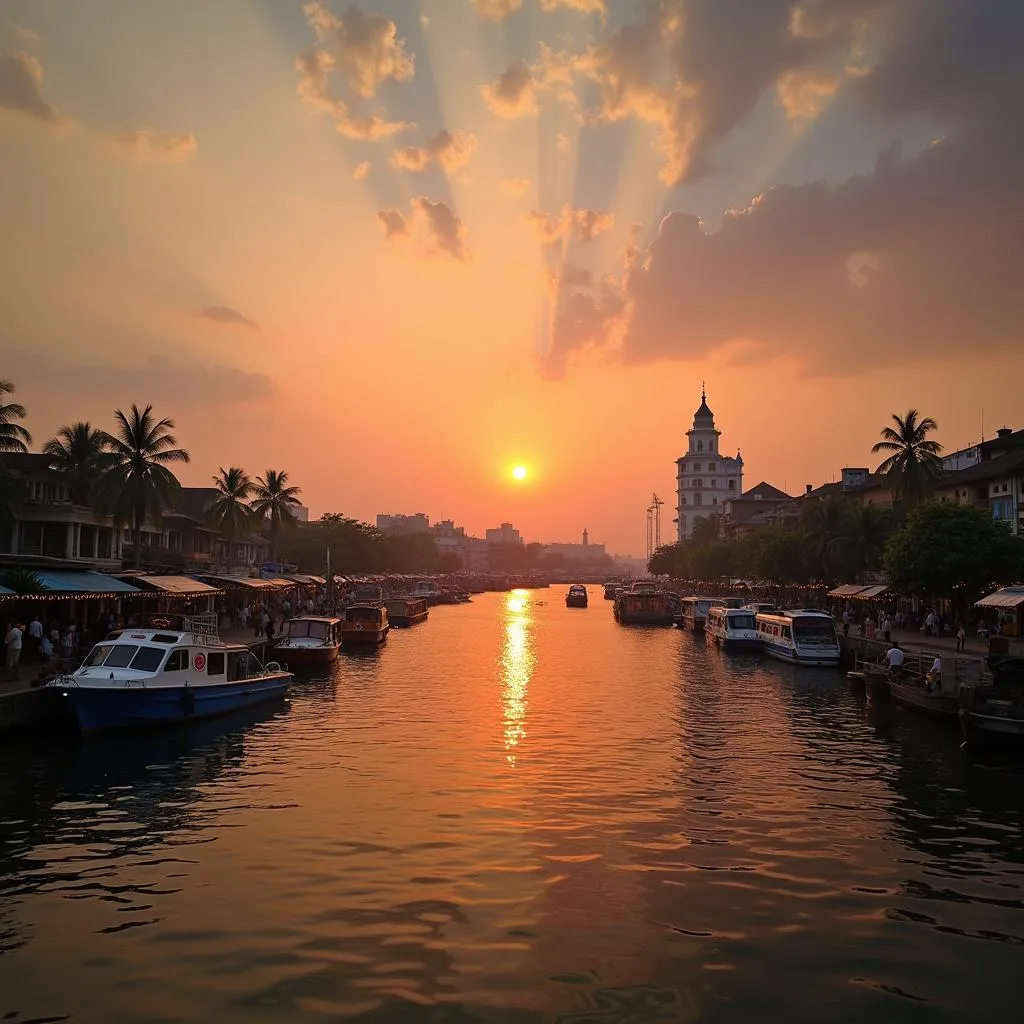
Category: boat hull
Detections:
[
  {"x1": 271, "y1": 644, "x2": 339, "y2": 673},
  {"x1": 709, "y1": 633, "x2": 761, "y2": 651},
  {"x1": 889, "y1": 681, "x2": 959, "y2": 719},
  {"x1": 340, "y1": 627, "x2": 389, "y2": 646},
  {"x1": 58, "y1": 675, "x2": 292, "y2": 732},
  {"x1": 760, "y1": 640, "x2": 840, "y2": 667},
  {"x1": 566, "y1": 597, "x2": 588, "y2": 608},
  {"x1": 389, "y1": 611, "x2": 428, "y2": 627}
]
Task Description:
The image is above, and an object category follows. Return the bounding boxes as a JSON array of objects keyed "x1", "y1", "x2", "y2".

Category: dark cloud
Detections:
[
  {"x1": 6, "y1": 352, "x2": 275, "y2": 409},
  {"x1": 540, "y1": 0, "x2": 1024, "y2": 377},
  {"x1": 377, "y1": 197, "x2": 469, "y2": 261},
  {"x1": 195, "y1": 305, "x2": 260, "y2": 330},
  {"x1": 0, "y1": 50, "x2": 63, "y2": 125}
]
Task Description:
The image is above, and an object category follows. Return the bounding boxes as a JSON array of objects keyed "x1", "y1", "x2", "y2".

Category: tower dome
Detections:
[{"x1": 693, "y1": 385, "x2": 714, "y2": 427}]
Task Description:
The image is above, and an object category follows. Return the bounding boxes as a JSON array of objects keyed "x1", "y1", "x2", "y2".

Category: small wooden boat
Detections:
[
  {"x1": 384, "y1": 597, "x2": 429, "y2": 627},
  {"x1": 566, "y1": 584, "x2": 588, "y2": 608},
  {"x1": 889, "y1": 675, "x2": 960, "y2": 720},
  {"x1": 272, "y1": 616, "x2": 342, "y2": 673},
  {"x1": 340, "y1": 604, "x2": 389, "y2": 646}
]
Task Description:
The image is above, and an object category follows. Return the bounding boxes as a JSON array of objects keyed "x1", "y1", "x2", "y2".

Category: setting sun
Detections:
[{"x1": 512, "y1": 466, "x2": 528, "y2": 481}]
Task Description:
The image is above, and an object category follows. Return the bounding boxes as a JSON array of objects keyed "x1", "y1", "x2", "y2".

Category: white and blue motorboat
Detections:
[
  {"x1": 706, "y1": 606, "x2": 760, "y2": 650},
  {"x1": 54, "y1": 615, "x2": 292, "y2": 731},
  {"x1": 755, "y1": 610, "x2": 841, "y2": 666}
]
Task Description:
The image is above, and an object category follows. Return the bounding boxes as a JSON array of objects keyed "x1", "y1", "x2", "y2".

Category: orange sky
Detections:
[{"x1": 2, "y1": 1, "x2": 1022, "y2": 555}]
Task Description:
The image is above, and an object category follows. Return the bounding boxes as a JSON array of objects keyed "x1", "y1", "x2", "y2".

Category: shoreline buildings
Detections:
[{"x1": 675, "y1": 389, "x2": 744, "y2": 541}]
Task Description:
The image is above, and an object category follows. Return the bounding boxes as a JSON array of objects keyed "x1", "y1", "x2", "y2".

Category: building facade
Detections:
[
  {"x1": 544, "y1": 529, "x2": 608, "y2": 562},
  {"x1": 376, "y1": 513, "x2": 430, "y2": 535},
  {"x1": 675, "y1": 391, "x2": 743, "y2": 540},
  {"x1": 485, "y1": 522, "x2": 523, "y2": 545}
]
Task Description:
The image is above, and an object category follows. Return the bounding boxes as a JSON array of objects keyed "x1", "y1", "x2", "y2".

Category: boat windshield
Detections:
[
  {"x1": 728, "y1": 613, "x2": 756, "y2": 630},
  {"x1": 288, "y1": 620, "x2": 329, "y2": 640},
  {"x1": 793, "y1": 617, "x2": 837, "y2": 642},
  {"x1": 347, "y1": 607, "x2": 381, "y2": 623},
  {"x1": 82, "y1": 644, "x2": 165, "y2": 670}
]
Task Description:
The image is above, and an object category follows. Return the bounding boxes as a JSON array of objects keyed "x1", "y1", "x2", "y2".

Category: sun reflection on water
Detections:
[{"x1": 501, "y1": 589, "x2": 535, "y2": 766}]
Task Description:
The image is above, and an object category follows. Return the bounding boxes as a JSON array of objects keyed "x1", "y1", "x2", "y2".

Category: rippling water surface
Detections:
[{"x1": 2, "y1": 590, "x2": 1024, "y2": 1023}]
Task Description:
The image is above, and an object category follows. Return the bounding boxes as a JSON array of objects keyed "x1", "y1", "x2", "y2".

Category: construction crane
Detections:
[{"x1": 645, "y1": 493, "x2": 664, "y2": 561}]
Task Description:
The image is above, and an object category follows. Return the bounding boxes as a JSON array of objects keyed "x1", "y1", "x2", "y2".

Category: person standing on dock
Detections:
[
  {"x1": 884, "y1": 642, "x2": 905, "y2": 678},
  {"x1": 27, "y1": 615, "x2": 43, "y2": 659}
]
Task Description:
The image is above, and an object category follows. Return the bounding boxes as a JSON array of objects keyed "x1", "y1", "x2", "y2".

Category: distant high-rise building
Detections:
[
  {"x1": 485, "y1": 522, "x2": 523, "y2": 545},
  {"x1": 675, "y1": 388, "x2": 743, "y2": 540}
]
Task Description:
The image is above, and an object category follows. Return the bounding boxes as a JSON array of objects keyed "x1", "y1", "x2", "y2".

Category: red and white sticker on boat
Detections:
[{"x1": 193, "y1": 653, "x2": 206, "y2": 671}]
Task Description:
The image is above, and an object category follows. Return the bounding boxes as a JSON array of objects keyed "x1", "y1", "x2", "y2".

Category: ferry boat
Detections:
[
  {"x1": 678, "y1": 596, "x2": 715, "y2": 631},
  {"x1": 755, "y1": 610, "x2": 841, "y2": 666},
  {"x1": 384, "y1": 597, "x2": 429, "y2": 627},
  {"x1": 960, "y1": 683, "x2": 1024, "y2": 746},
  {"x1": 54, "y1": 614, "x2": 292, "y2": 732},
  {"x1": 340, "y1": 604, "x2": 390, "y2": 646},
  {"x1": 614, "y1": 587, "x2": 673, "y2": 626},
  {"x1": 705, "y1": 606, "x2": 760, "y2": 650},
  {"x1": 272, "y1": 616, "x2": 342, "y2": 673},
  {"x1": 411, "y1": 579, "x2": 442, "y2": 606},
  {"x1": 603, "y1": 583, "x2": 618, "y2": 601},
  {"x1": 566, "y1": 584, "x2": 588, "y2": 608}
]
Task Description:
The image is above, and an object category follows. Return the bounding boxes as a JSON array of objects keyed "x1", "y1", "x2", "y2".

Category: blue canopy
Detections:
[{"x1": 33, "y1": 571, "x2": 139, "y2": 595}]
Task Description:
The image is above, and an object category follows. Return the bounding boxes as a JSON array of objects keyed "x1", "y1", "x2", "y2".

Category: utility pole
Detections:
[{"x1": 651, "y1": 493, "x2": 663, "y2": 552}]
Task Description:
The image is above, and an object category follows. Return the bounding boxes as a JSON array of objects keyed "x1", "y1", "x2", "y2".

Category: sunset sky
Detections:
[{"x1": 2, "y1": 0, "x2": 1021, "y2": 555}]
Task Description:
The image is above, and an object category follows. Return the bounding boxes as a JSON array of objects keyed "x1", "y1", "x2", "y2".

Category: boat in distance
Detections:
[
  {"x1": 677, "y1": 596, "x2": 715, "y2": 631},
  {"x1": 272, "y1": 616, "x2": 342, "y2": 673},
  {"x1": 706, "y1": 606, "x2": 760, "y2": 650},
  {"x1": 614, "y1": 583, "x2": 673, "y2": 625},
  {"x1": 384, "y1": 597, "x2": 429, "y2": 627},
  {"x1": 53, "y1": 614, "x2": 292, "y2": 732},
  {"x1": 603, "y1": 582, "x2": 618, "y2": 600},
  {"x1": 341, "y1": 604, "x2": 390, "y2": 645},
  {"x1": 566, "y1": 584, "x2": 588, "y2": 608},
  {"x1": 755, "y1": 610, "x2": 841, "y2": 666}
]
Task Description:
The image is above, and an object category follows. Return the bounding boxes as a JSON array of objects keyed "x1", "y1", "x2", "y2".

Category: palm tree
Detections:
[
  {"x1": 250, "y1": 470, "x2": 302, "y2": 563},
  {"x1": 98, "y1": 404, "x2": 190, "y2": 570},
  {"x1": 801, "y1": 496, "x2": 846, "y2": 582},
  {"x1": 206, "y1": 467, "x2": 255, "y2": 573},
  {"x1": 43, "y1": 422, "x2": 110, "y2": 506},
  {"x1": 831, "y1": 503, "x2": 893, "y2": 581},
  {"x1": 871, "y1": 409, "x2": 943, "y2": 507},
  {"x1": 0, "y1": 379, "x2": 31, "y2": 453}
]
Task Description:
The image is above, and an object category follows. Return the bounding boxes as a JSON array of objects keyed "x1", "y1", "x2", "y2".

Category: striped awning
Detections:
[
  {"x1": 976, "y1": 587, "x2": 1024, "y2": 609},
  {"x1": 204, "y1": 575, "x2": 279, "y2": 590},
  {"x1": 130, "y1": 575, "x2": 222, "y2": 596},
  {"x1": 851, "y1": 584, "x2": 888, "y2": 599},
  {"x1": 827, "y1": 584, "x2": 869, "y2": 598}
]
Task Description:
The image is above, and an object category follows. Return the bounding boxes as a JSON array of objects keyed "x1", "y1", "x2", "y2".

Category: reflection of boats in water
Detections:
[
  {"x1": 272, "y1": 616, "x2": 342, "y2": 673},
  {"x1": 53, "y1": 615, "x2": 292, "y2": 732}
]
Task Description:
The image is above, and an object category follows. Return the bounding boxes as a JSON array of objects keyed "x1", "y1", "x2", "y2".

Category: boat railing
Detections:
[{"x1": 183, "y1": 613, "x2": 220, "y2": 645}]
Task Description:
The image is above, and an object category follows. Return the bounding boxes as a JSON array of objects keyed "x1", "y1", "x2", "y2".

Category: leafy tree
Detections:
[
  {"x1": 872, "y1": 409, "x2": 943, "y2": 507},
  {"x1": 250, "y1": 469, "x2": 302, "y2": 563},
  {"x1": 43, "y1": 422, "x2": 111, "y2": 506},
  {"x1": 648, "y1": 542, "x2": 690, "y2": 577},
  {"x1": 752, "y1": 528, "x2": 810, "y2": 585},
  {"x1": 0, "y1": 463, "x2": 26, "y2": 525},
  {"x1": 206, "y1": 467, "x2": 255, "y2": 573},
  {"x1": 801, "y1": 496, "x2": 846, "y2": 582},
  {"x1": 0, "y1": 379, "x2": 31, "y2": 453},
  {"x1": 832, "y1": 503, "x2": 893, "y2": 581},
  {"x1": 437, "y1": 552, "x2": 462, "y2": 573},
  {"x1": 98, "y1": 404, "x2": 190, "y2": 570},
  {"x1": 1, "y1": 567, "x2": 43, "y2": 595},
  {"x1": 884, "y1": 502, "x2": 1024, "y2": 613},
  {"x1": 690, "y1": 515, "x2": 721, "y2": 545}
]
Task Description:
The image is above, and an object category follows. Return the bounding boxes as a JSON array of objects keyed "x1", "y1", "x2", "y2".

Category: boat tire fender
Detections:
[
  {"x1": 182, "y1": 685, "x2": 195, "y2": 716},
  {"x1": 265, "y1": 661, "x2": 282, "y2": 673}
]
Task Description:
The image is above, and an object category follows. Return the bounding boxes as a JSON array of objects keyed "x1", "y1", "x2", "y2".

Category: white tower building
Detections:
[{"x1": 675, "y1": 388, "x2": 744, "y2": 540}]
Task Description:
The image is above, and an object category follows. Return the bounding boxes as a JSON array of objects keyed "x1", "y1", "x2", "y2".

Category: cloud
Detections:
[
  {"x1": 480, "y1": 59, "x2": 536, "y2": 118},
  {"x1": 302, "y1": 1, "x2": 414, "y2": 98},
  {"x1": 391, "y1": 129, "x2": 478, "y2": 174},
  {"x1": 377, "y1": 196, "x2": 469, "y2": 261},
  {"x1": 296, "y1": 4, "x2": 414, "y2": 140},
  {"x1": 353, "y1": 160, "x2": 371, "y2": 180},
  {"x1": 473, "y1": 0, "x2": 523, "y2": 20},
  {"x1": 112, "y1": 128, "x2": 198, "y2": 161},
  {"x1": 0, "y1": 50, "x2": 63, "y2": 125},
  {"x1": 500, "y1": 177, "x2": 530, "y2": 196},
  {"x1": 9, "y1": 25, "x2": 40, "y2": 44},
  {"x1": 525, "y1": 205, "x2": 614, "y2": 247},
  {"x1": 195, "y1": 306, "x2": 259, "y2": 330},
  {"x1": 6, "y1": 352, "x2": 275, "y2": 407},
  {"x1": 540, "y1": 0, "x2": 606, "y2": 13},
  {"x1": 775, "y1": 67, "x2": 840, "y2": 123},
  {"x1": 544, "y1": 276, "x2": 625, "y2": 379}
]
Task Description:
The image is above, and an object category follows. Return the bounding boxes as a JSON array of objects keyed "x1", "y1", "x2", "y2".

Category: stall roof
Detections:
[
  {"x1": 287, "y1": 574, "x2": 326, "y2": 586},
  {"x1": 827, "y1": 584, "x2": 869, "y2": 598},
  {"x1": 205, "y1": 575, "x2": 278, "y2": 590},
  {"x1": 0, "y1": 583, "x2": 14, "y2": 596},
  {"x1": 33, "y1": 571, "x2": 139, "y2": 594},
  {"x1": 975, "y1": 587, "x2": 1024, "y2": 609},
  {"x1": 852, "y1": 584, "x2": 888, "y2": 599},
  {"x1": 131, "y1": 575, "x2": 222, "y2": 595}
]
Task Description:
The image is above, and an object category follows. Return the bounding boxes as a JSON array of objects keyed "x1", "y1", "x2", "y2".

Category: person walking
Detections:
[
  {"x1": 27, "y1": 615, "x2": 43, "y2": 659},
  {"x1": 956, "y1": 623, "x2": 966, "y2": 652},
  {"x1": 5, "y1": 622, "x2": 24, "y2": 679}
]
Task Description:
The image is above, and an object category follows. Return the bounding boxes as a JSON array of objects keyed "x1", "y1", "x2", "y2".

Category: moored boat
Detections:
[
  {"x1": 756, "y1": 610, "x2": 841, "y2": 666},
  {"x1": 960, "y1": 683, "x2": 1024, "y2": 746},
  {"x1": 603, "y1": 582, "x2": 618, "y2": 600},
  {"x1": 566, "y1": 584, "x2": 588, "y2": 608},
  {"x1": 53, "y1": 614, "x2": 292, "y2": 732},
  {"x1": 340, "y1": 604, "x2": 390, "y2": 645},
  {"x1": 272, "y1": 616, "x2": 342, "y2": 673},
  {"x1": 889, "y1": 675, "x2": 960, "y2": 720},
  {"x1": 384, "y1": 597, "x2": 429, "y2": 627},
  {"x1": 614, "y1": 587, "x2": 673, "y2": 625},
  {"x1": 705, "y1": 606, "x2": 759, "y2": 650},
  {"x1": 678, "y1": 596, "x2": 715, "y2": 631}
]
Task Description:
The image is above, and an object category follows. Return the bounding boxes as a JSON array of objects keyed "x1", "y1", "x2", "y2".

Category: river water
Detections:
[{"x1": 1, "y1": 590, "x2": 1023, "y2": 1023}]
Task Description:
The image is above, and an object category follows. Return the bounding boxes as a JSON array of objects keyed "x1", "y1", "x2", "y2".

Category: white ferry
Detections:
[
  {"x1": 706, "y1": 606, "x2": 760, "y2": 650},
  {"x1": 755, "y1": 610, "x2": 841, "y2": 666},
  {"x1": 678, "y1": 596, "x2": 715, "y2": 630},
  {"x1": 54, "y1": 614, "x2": 292, "y2": 731}
]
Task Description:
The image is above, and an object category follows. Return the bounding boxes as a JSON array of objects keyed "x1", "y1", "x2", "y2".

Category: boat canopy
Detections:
[{"x1": 975, "y1": 587, "x2": 1024, "y2": 609}]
